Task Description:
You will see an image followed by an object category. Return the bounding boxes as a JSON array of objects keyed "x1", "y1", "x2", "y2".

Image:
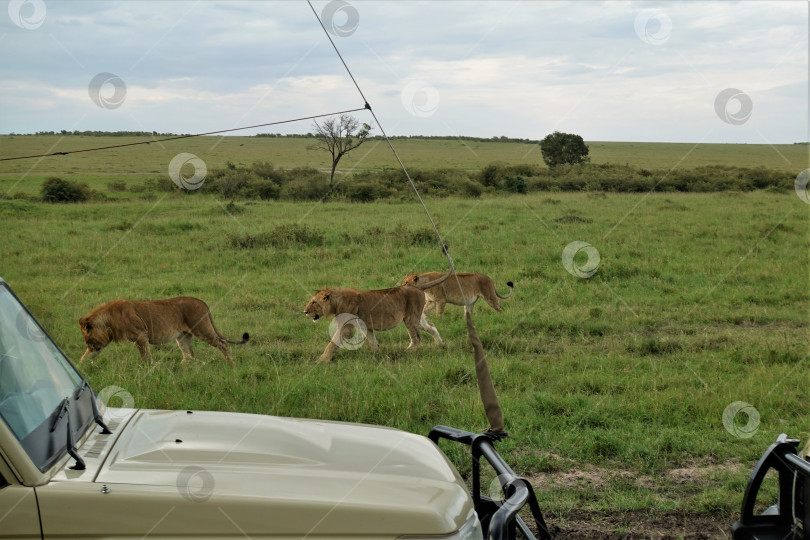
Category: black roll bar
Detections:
[
  {"x1": 731, "y1": 433, "x2": 810, "y2": 540},
  {"x1": 429, "y1": 425, "x2": 553, "y2": 540}
]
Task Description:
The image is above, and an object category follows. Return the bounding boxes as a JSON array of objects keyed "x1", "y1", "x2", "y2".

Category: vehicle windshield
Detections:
[{"x1": 0, "y1": 282, "x2": 84, "y2": 469}]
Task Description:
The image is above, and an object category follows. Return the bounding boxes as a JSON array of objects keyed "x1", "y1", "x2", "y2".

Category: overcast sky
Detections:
[{"x1": 1, "y1": 0, "x2": 807, "y2": 143}]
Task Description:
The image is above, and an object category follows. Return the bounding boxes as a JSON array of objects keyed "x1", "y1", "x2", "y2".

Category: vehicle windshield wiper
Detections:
[
  {"x1": 49, "y1": 397, "x2": 86, "y2": 471},
  {"x1": 74, "y1": 380, "x2": 111, "y2": 434}
]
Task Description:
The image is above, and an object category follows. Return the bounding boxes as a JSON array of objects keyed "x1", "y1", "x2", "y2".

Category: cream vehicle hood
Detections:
[{"x1": 36, "y1": 409, "x2": 474, "y2": 538}]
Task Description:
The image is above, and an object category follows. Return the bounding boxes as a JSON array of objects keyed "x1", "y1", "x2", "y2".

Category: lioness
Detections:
[
  {"x1": 79, "y1": 297, "x2": 249, "y2": 364},
  {"x1": 304, "y1": 271, "x2": 453, "y2": 362},
  {"x1": 402, "y1": 272, "x2": 514, "y2": 317}
]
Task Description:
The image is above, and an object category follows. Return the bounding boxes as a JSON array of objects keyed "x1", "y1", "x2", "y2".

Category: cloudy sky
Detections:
[{"x1": 1, "y1": 0, "x2": 807, "y2": 144}]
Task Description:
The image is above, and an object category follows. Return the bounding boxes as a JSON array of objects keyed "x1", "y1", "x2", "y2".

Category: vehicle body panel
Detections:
[
  {"x1": 38, "y1": 408, "x2": 473, "y2": 536},
  {"x1": 0, "y1": 276, "x2": 482, "y2": 539},
  {"x1": 0, "y1": 484, "x2": 40, "y2": 538}
]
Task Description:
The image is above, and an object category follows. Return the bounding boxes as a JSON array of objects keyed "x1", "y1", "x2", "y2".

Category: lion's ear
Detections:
[
  {"x1": 82, "y1": 322, "x2": 92, "y2": 332},
  {"x1": 324, "y1": 294, "x2": 330, "y2": 301}
]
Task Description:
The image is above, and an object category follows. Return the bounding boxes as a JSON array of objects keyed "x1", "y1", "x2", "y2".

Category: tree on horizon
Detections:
[
  {"x1": 309, "y1": 115, "x2": 372, "y2": 186},
  {"x1": 539, "y1": 131, "x2": 590, "y2": 168}
]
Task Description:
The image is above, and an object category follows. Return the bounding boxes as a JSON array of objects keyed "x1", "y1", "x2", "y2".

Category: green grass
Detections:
[{"x1": 1, "y1": 190, "x2": 807, "y2": 521}]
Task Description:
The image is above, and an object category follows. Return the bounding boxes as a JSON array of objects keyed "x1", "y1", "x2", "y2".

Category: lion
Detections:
[
  {"x1": 78, "y1": 297, "x2": 249, "y2": 364},
  {"x1": 402, "y1": 272, "x2": 514, "y2": 317},
  {"x1": 303, "y1": 270, "x2": 453, "y2": 362}
]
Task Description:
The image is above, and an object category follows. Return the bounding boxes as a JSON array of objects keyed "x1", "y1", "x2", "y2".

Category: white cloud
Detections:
[{"x1": 0, "y1": 0, "x2": 806, "y2": 143}]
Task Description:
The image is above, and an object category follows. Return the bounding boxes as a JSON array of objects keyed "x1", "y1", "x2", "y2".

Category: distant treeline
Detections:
[
  {"x1": 16, "y1": 131, "x2": 540, "y2": 144},
  {"x1": 255, "y1": 133, "x2": 541, "y2": 143},
  {"x1": 11, "y1": 132, "x2": 807, "y2": 147},
  {"x1": 24, "y1": 130, "x2": 190, "y2": 137}
]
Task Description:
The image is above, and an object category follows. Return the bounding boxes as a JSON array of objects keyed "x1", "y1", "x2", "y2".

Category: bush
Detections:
[
  {"x1": 505, "y1": 175, "x2": 527, "y2": 194},
  {"x1": 213, "y1": 169, "x2": 258, "y2": 198},
  {"x1": 281, "y1": 175, "x2": 328, "y2": 201},
  {"x1": 250, "y1": 161, "x2": 282, "y2": 182},
  {"x1": 40, "y1": 177, "x2": 90, "y2": 203},
  {"x1": 479, "y1": 163, "x2": 505, "y2": 187},
  {"x1": 244, "y1": 179, "x2": 281, "y2": 200},
  {"x1": 344, "y1": 181, "x2": 387, "y2": 202},
  {"x1": 193, "y1": 162, "x2": 302, "y2": 199},
  {"x1": 459, "y1": 178, "x2": 484, "y2": 197},
  {"x1": 407, "y1": 168, "x2": 484, "y2": 198},
  {"x1": 478, "y1": 163, "x2": 543, "y2": 191}
]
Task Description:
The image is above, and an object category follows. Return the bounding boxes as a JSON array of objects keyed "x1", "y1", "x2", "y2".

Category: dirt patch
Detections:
[
  {"x1": 527, "y1": 460, "x2": 744, "y2": 491},
  {"x1": 666, "y1": 461, "x2": 743, "y2": 484},
  {"x1": 531, "y1": 466, "x2": 641, "y2": 490},
  {"x1": 547, "y1": 509, "x2": 732, "y2": 539},
  {"x1": 523, "y1": 461, "x2": 746, "y2": 539}
]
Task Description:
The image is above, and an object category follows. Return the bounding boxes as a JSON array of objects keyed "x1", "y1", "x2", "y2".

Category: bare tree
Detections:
[{"x1": 309, "y1": 115, "x2": 372, "y2": 186}]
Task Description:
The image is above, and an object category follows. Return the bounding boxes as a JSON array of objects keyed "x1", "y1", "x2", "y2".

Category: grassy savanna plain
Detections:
[
  {"x1": 1, "y1": 136, "x2": 809, "y2": 538},
  {"x1": 0, "y1": 135, "x2": 807, "y2": 198}
]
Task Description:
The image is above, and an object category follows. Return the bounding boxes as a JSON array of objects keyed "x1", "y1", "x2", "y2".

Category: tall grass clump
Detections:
[{"x1": 227, "y1": 223, "x2": 325, "y2": 249}]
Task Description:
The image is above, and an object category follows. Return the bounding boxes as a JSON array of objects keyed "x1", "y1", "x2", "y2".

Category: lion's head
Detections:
[
  {"x1": 79, "y1": 313, "x2": 112, "y2": 352},
  {"x1": 304, "y1": 290, "x2": 335, "y2": 322},
  {"x1": 403, "y1": 272, "x2": 446, "y2": 289},
  {"x1": 402, "y1": 273, "x2": 420, "y2": 288}
]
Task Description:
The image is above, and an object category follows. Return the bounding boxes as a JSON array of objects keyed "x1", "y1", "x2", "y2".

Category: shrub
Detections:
[
  {"x1": 281, "y1": 174, "x2": 329, "y2": 201},
  {"x1": 214, "y1": 169, "x2": 258, "y2": 198},
  {"x1": 479, "y1": 163, "x2": 504, "y2": 187},
  {"x1": 344, "y1": 182, "x2": 386, "y2": 202},
  {"x1": 407, "y1": 168, "x2": 484, "y2": 198},
  {"x1": 459, "y1": 178, "x2": 484, "y2": 197},
  {"x1": 40, "y1": 177, "x2": 90, "y2": 203},
  {"x1": 244, "y1": 179, "x2": 281, "y2": 200},
  {"x1": 505, "y1": 175, "x2": 527, "y2": 194},
  {"x1": 250, "y1": 161, "x2": 280, "y2": 181}
]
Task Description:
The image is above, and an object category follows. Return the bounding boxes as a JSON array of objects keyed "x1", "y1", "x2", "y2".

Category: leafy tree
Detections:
[
  {"x1": 309, "y1": 115, "x2": 372, "y2": 186},
  {"x1": 539, "y1": 131, "x2": 590, "y2": 168}
]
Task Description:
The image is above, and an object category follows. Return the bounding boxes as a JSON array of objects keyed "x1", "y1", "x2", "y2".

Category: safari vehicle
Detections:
[
  {"x1": 731, "y1": 433, "x2": 810, "y2": 540},
  {"x1": 0, "y1": 276, "x2": 549, "y2": 540},
  {"x1": 3, "y1": 273, "x2": 807, "y2": 540}
]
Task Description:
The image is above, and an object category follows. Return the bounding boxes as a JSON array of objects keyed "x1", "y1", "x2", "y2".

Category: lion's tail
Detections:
[
  {"x1": 206, "y1": 309, "x2": 250, "y2": 345},
  {"x1": 414, "y1": 269, "x2": 454, "y2": 290},
  {"x1": 496, "y1": 281, "x2": 515, "y2": 299},
  {"x1": 226, "y1": 332, "x2": 250, "y2": 345}
]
